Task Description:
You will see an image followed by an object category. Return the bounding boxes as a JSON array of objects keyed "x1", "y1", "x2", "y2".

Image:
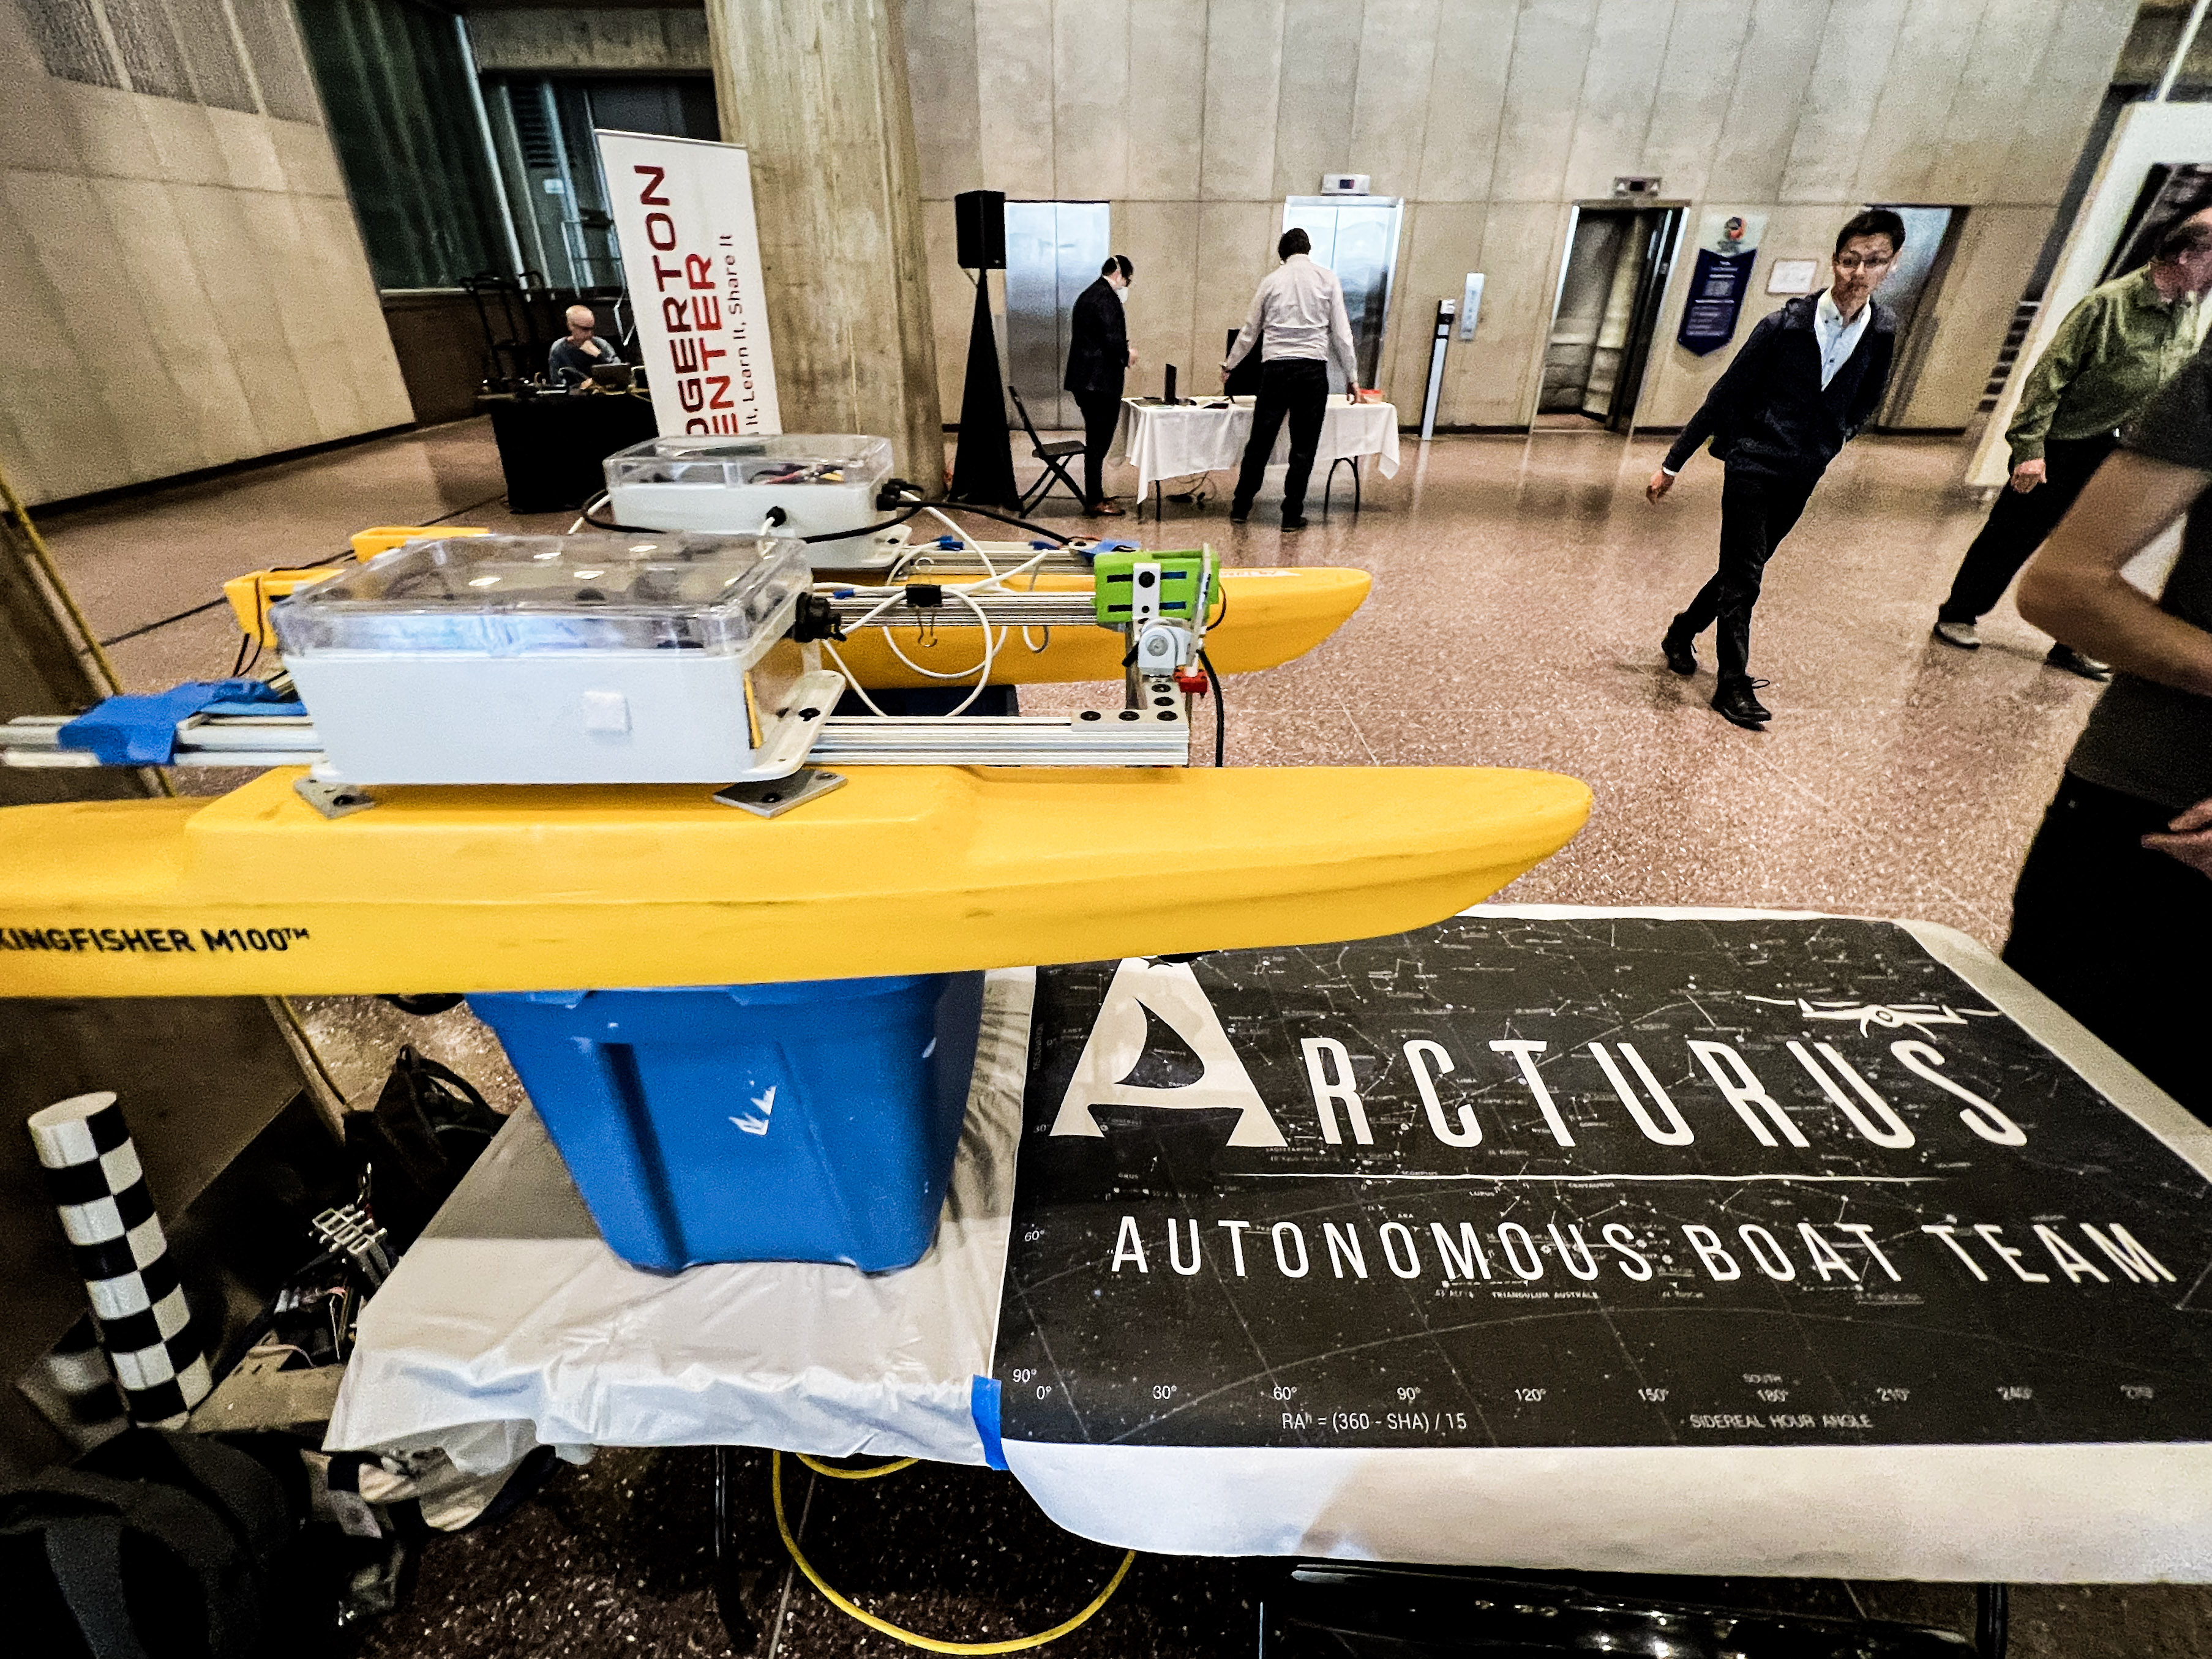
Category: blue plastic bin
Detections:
[{"x1": 468, "y1": 972, "x2": 985, "y2": 1271}]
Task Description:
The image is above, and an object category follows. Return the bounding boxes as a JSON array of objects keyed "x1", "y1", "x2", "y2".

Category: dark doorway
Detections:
[
  {"x1": 1869, "y1": 204, "x2": 1969, "y2": 430},
  {"x1": 1538, "y1": 205, "x2": 1684, "y2": 431}
]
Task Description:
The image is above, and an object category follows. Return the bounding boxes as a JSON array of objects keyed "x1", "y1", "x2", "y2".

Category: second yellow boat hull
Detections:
[{"x1": 828, "y1": 566, "x2": 1369, "y2": 689}]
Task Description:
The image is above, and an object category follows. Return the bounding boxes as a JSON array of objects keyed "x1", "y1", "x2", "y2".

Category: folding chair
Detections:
[{"x1": 1008, "y1": 384, "x2": 1090, "y2": 514}]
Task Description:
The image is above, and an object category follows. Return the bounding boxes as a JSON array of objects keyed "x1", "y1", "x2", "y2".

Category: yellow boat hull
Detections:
[
  {"x1": 0, "y1": 765, "x2": 1589, "y2": 995},
  {"x1": 828, "y1": 566, "x2": 1368, "y2": 688}
]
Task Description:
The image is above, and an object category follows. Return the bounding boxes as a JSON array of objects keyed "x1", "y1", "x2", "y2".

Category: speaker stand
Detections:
[{"x1": 948, "y1": 274, "x2": 1019, "y2": 508}]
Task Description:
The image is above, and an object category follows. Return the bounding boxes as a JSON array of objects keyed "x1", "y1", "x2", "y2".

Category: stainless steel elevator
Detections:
[
  {"x1": 1281, "y1": 197, "x2": 1404, "y2": 392},
  {"x1": 1002, "y1": 201, "x2": 1112, "y2": 429},
  {"x1": 1539, "y1": 205, "x2": 1684, "y2": 430},
  {"x1": 1869, "y1": 204, "x2": 1967, "y2": 430}
]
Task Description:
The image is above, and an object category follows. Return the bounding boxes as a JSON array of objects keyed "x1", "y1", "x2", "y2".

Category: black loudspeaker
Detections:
[{"x1": 955, "y1": 190, "x2": 1006, "y2": 270}]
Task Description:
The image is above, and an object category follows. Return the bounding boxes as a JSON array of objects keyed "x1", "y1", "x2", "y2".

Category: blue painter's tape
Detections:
[
  {"x1": 971, "y1": 1374, "x2": 1007, "y2": 1470},
  {"x1": 58, "y1": 678, "x2": 288, "y2": 766}
]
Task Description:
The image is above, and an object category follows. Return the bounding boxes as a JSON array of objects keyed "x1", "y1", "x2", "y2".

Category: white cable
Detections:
[
  {"x1": 567, "y1": 492, "x2": 609, "y2": 534},
  {"x1": 830, "y1": 588, "x2": 994, "y2": 689},
  {"x1": 921, "y1": 506, "x2": 994, "y2": 579},
  {"x1": 819, "y1": 640, "x2": 891, "y2": 716},
  {"x1": 939, "y1": 585, "x2": 1001, "y2": 717},
  {"x1": 965, "y1": 547, "x2": 1051, "y2": 593},
  {"x1": 875, "y1": 591, "x2": 995, "y2": 680}
]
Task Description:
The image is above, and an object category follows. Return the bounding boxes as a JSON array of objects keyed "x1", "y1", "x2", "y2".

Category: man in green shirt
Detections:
[{"x1": 1934, "y1": 208, "x2": 2212, "y2": 675}]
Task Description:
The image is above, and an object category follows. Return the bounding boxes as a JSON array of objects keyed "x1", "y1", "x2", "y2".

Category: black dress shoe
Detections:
[
  {"x1": 1281, "y1": 516, "x2": 1308, "y2": 531},
  {"x1": 2045, "y1": 642, "x2": 2111, "y2": 681},
  {"x1": 1229, "y1": 506, "x2": 1250, "y2": 525},
  {"x1": 1710, "y1": 678, "x2": 1772, "y2": 729},
  {"x1": 1662, "y1": 627, "x2": 1697, "y2": 675}
]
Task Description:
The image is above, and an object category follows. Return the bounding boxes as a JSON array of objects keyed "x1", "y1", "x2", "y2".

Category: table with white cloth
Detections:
[
  {"x1": 328, "y1": 907, "x2": 2212, "y2": 1585},
  {"x1": 1109, "y1": 395, "x2": 1400, "y2": 515}
]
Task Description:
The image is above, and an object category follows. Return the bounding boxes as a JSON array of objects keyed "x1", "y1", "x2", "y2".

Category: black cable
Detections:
[
  {"x1": 583, "y1": 496, "x2": 657, "y2": 533},
  {"x1": 1975, "y1": 1584, "x2": 2008, "y2": 1659},
  {"x1": 576, "y1": 490, "x2": 1073, "y2": 550},
  {"x1": 100, "y1": 595, "x2": 228, "y2": 647},
  {"x1": 806, "y1": 500, "x2": 1078, "y2": 547},
  {"x1": 1199, "y1": 646, "x2": 1224, "y2": 766},
  {"x1": 97, "y1": 489, "x2": 513, "y2": 649},
  {"x1": 940, "y1": 503, "x2": 1075, "y2": 545},
  {"x1": 800, "y1": 501, "x2": 928, "y2": 543}
]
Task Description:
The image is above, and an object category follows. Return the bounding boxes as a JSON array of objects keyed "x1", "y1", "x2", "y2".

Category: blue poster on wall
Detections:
[{"x1": 1677, "y1": 212, "x2": 1766, "y2": 357}]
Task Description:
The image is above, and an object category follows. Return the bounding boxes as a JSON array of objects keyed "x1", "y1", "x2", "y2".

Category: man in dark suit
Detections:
[
  {"x1": 1647, "y1": 209, "x2": 1904, "y2": 728},
  {"x1": 1065, "y1": 255, "x2": 1136, "y2": 517}
]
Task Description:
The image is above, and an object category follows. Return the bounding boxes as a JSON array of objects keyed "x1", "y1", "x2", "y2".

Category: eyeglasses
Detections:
[{"x1": 1834, "y1": 253, "x2": 1894, "y2": 272}]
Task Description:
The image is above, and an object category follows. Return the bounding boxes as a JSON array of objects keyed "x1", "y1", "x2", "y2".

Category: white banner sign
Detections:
[{"x1": 596, "y1": 129, "x2": 781, "y2": 439}]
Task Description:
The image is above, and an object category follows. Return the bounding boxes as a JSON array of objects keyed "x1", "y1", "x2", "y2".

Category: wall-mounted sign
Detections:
[
  {"x1": 1613, "y1": 175, "x2": 1662, "y2": 198},
  {"x1": 1767, "y1": 258, "x2": 1820, "y2": 295},
  {"x1": 596, "y1": 129, "x2": 781, "y2": 439},
  {"x1": 1459, "y1": 272, "x2": 1484, "y2": 342},
  {"x1": 1677, "y1": 211, "x2": 1767, "y2": 357}
]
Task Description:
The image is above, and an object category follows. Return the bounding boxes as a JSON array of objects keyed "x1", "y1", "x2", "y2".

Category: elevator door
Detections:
[
  {"x1": 1282, "y1": 197, "x2": 1403, "y2": 392},
  {"x1": 1003, "y1": 201, "x2": 1111, "y2": 429},
  {"x1": 1867, "y1": 204, "x2": 1966, "y2": 429},
  {"x1": 1539, "y1": 206, "x2": 1682, "y2": 430}
]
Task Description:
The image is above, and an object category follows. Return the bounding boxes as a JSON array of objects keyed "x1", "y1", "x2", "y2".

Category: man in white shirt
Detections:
[
  {"x1": 1644, "y1": 209, "x2": 1903, "y2": 729},
  {"x1": 1221, "y1": 228, "x2": 1360, "y2": 530}
]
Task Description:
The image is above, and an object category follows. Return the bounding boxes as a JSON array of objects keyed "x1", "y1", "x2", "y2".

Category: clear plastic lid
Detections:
[
  {"x1": 271, "y1": 533, "x2": 812, "y2": 657},
  {"x1": 603, "y1": 434, "x2": 894, "y2": 490}
]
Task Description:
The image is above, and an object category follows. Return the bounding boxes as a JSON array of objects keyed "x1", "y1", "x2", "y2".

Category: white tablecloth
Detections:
[{"x1": 1110, "y1": 397, "x2": 1400, "y2": 499}]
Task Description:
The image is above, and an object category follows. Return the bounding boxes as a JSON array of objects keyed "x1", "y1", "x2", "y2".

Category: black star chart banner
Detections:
[{"x1": 993, "y1": 916, "x2": 2212, "y2": 1451}]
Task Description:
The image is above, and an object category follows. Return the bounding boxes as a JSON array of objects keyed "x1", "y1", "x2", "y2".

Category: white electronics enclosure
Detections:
[
  {"x1": 604, "y1": 435, "x2": 894, "y2": 542},
  {"x1": 271, "y1": 534, "x2": 838, "y2": 785}
]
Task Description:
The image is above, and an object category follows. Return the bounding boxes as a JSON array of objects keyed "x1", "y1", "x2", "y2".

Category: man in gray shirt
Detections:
[
  {"x1": 2008, "y1": 341, "x2": 2212, "y2": 1117},
  {"x1": 1221, "y1": 228, "x2": 1359, "y2": 530}
]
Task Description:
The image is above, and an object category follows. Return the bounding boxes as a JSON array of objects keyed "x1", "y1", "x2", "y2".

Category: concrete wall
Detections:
[
  {"x1": 1, "y1": 0, "x2": 412, "y2": 506},
  {"x1": 463, "y1": 5, "x2": 711, "y2": 73},
  {"x1": 905, "y1": 0, "x2": 2140, "y2": 432}
]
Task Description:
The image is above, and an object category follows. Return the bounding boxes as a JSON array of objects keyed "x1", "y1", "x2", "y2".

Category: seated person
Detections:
[{"x1": 549, "y1": 305, "x2": 624, "y2": 385}]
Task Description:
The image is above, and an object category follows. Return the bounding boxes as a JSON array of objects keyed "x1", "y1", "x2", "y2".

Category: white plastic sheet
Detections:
[{"x1": 325, "y1": 968, "x2": 1031, "y2": 1475}]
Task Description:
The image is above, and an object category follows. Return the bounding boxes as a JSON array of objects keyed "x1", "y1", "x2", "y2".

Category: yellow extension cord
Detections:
[
  {"x1": 797, "y1": 1453, "x2": 920, "y2": 1480},
  {"x1": 771, "y1": 1451, "x2": 1136, "y2": 1654}
]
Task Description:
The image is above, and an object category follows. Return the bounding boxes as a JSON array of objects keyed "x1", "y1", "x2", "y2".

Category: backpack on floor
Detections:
[
  {"x1": 345, "y1": 1045, "x2": 502, "y2": 1249},
  {"x1": 0, "y1": 1429, "x2": 298, "y2": 1659}
]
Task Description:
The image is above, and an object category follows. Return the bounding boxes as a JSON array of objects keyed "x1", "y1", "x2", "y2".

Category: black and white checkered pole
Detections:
[{"x1": 28, "y1": 1091, "x2": 211, "y2": 1427}]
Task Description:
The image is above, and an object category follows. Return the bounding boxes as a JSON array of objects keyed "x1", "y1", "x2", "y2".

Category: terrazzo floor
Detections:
[{"x1": 30, "y1": 418, "x2": 2206, "y2": 1657}]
